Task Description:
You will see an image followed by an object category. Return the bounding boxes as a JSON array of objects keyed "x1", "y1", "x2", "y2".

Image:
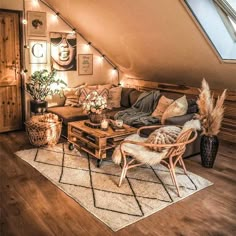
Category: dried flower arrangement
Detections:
[{"x1": 196, "y1": 78, "x2": 227, "y2": 136}]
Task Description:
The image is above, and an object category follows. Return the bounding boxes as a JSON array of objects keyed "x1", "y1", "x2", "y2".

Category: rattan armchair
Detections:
[{"x1": 118, "y1": 125, "x2": 198, "y2": 197}]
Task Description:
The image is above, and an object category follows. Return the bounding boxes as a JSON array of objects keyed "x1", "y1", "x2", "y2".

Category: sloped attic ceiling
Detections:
[{"x1": 45, "y1": 0, "x2": 236, "y2": 90}]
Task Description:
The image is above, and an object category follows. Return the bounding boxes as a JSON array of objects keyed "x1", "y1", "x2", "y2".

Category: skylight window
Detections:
[
  {"x1": 214, "y1": 0, "x2": 236, "y2": 40},
  {"x1": 184, "y1": 0, "x2": 236, "y2": 62}
]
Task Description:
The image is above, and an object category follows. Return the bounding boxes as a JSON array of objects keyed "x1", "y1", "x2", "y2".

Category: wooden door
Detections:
[{"x1": 0, "y1": 11, "x2": 22, "y2": 132}]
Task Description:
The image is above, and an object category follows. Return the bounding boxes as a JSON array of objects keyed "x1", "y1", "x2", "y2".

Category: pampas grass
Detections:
[{"x1": 196, "y1": 79, "x2": 227, "y2": 136}]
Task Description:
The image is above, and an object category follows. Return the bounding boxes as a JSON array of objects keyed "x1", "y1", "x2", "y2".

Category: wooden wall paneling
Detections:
[{"x1": 123, "y1": 78, "x2": 236, "y2": 143}]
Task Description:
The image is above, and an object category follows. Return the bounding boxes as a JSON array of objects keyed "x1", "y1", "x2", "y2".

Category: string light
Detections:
[
  {"x1": 24, "y1": 45, "x2": 29, "y2": 49},
  {"x1": 84, "y1": 42, "x2": 91, "y2": 51},
  {"x1": 72, "y1": 28, "x2": 76, "y2": 34},
  {"x1": 21, "y1": 69, "x2": 28, "y2": 74},
  {"x1": 111, "y1": 67, "x2": 118, "y2": 75},
  {"x1": 22, "y1": 19, "x2": 27, "y2": 24},
  {"x1": 97, "y1": 54, "x2": 105, "y2": 63}
]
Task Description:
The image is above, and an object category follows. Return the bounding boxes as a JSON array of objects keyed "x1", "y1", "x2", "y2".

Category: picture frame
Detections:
[
  {"x1": 50, "y1": 32, "x2": 77, "y2": 71},
  {"x1": 29, "y1": 40, "x2": 47, "y2": 64},
  {"x1": 78, "y1": 54, "x2": 93, "y2": 75},
  {"x1": 27, "y1": 11, "x2": 47, "y2": 36}
]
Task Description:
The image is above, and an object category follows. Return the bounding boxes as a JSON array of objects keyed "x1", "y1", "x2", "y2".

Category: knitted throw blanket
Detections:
[{"x1": 114, "y1": 90, "x2": 161, "y2": 126}]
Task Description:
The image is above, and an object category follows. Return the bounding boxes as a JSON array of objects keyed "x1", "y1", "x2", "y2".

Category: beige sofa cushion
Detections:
[
  {"x1": 152, "y1": 95, "x2": 174, "y2": 118},
  {"x1": 98, "y1": 84, "x2": 113, "y2": 90},
  {"x1": 161, "y1": 95, "x2": 188, "y2": 124},
  {"x1": 63, "y1": 84, "x2": 86, "y2": 107},
  {"x1": 107, "y1": 86, "x2": 122, "y2": 109}
]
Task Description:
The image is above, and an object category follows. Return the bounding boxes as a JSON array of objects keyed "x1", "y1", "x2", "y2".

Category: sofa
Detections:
[{"x1": 47, "y1": 86, "x2": 200, "y2": 158}]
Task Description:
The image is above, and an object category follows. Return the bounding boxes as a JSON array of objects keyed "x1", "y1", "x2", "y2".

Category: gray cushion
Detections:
[
  {"x1": 120, "y1": 87, "x2": 135, "y2": 107},
  {"x1": 164, "y1": 113, "x2": 195, "y2": 126},
  {"x1": 129, "y1": 90, "x2": 143, "y2": 106}
]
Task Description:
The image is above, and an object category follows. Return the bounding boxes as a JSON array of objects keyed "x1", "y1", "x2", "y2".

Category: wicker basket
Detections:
[{"x1": 25, "y1": 114, "x2": 62, "y2": 147}]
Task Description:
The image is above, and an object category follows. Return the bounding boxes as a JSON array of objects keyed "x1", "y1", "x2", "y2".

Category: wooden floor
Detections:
[{"x1": 0, "y1": 130, "x2": 235, "y2": 236}]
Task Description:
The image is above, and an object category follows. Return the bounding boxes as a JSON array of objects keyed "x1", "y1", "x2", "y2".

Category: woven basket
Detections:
[{"x1": 25, "y1": 114, "x2": 62, "y2": 147}]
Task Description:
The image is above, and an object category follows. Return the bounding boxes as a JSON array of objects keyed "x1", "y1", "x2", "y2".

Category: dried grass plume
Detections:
[{"x1": 196, "y1": 78, "x2": 226, "y2": 136}]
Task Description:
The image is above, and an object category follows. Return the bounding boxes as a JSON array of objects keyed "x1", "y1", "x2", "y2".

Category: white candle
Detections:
[{"x1": 101, "y1": 119, "x2": 108, "y2": 130}]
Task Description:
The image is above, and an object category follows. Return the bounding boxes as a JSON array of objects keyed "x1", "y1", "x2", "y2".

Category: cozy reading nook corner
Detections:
[{"x1": 0, "y1": 0, "x2": 235, "y2": 235}]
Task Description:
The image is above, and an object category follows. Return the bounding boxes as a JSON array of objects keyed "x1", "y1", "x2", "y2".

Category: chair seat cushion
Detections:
[{"x1": 112, "y1": 134, "x2": 168, "y2": 166}]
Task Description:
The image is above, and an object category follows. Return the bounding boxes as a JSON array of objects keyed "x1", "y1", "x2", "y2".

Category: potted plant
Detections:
[
  {"x1": 196, "y1": 79, "x2": 227, "y2": 168},
  {"x1": 25, "y1": 69, "x2": 67, "y2": 113}
]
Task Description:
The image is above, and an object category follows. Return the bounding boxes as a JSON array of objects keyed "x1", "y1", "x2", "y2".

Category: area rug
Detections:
[{"x1": 15, "y1": 143, "x2": 213, "y2": 231}]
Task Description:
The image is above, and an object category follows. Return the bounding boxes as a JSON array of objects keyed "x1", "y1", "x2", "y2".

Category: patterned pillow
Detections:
[
  {"x1": 63, "y1": 88, "x2": 80, "y2": 107},
  {"x1": 145, "y1": 126, "x2": 182, "y2": 152},
  {"x1": 63, "y1": 84, "x2": 87, "y2": 107},
  {"x1": 107, "y1": 86, "x2": 122, "y2": 109},
  {"x1": 152, "y1": 95, "x2": 174, "y2": 118},
  {"x1": 161, "y1": 95, "x2": 188, "y2": 124},
  {"x1": 78, "y1": 87, "x2": 109, "y2": 105}
]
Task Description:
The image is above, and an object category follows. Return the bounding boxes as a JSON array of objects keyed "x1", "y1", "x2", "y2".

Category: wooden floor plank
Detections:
[{"x1": 0, "y1": 130, "x2": 235, "y2": 235}]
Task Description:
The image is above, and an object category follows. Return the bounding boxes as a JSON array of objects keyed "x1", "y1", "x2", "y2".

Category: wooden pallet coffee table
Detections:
[{"x1": 67, "y1": 120, "x2": 137, "y2": 167}]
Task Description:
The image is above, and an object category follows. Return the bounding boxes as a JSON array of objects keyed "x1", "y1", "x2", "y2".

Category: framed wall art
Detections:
[
  {"x1": 78, "y1": 54, "x2": 93, "y2": 75},
  {"x1": 29, "y1": 40, "x2": 47, "y2": 64},
  {"x1": 50, "y1": 32, "x2": 77, "y2": 71},
  {"x1": 27, "y1": 11, "x2": 47, "y2": 36}
]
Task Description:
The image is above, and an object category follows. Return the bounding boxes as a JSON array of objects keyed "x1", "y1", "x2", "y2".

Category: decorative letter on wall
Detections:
[
  {"x1": 27, "y1": 11, "x2": 47, "y2": 37},
  {"x1": 29, "y1": 40, "x2": 47, "y2": 64},
  {"x1": 50, "y1": 32, "x2": 77, "y2": 71},
  {"x1": 78, "y1": 54, "x2": 93, "y2": 75}
]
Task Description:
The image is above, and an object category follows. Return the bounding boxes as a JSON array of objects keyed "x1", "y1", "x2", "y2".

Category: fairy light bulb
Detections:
[
  {"x1": 32, "y1": 0, "x2": 39, "y2": 7},
  {"x1": 97, "y1": 54, "x2": 105, "y2": 63},
  {"x1": 22, "y1": 19, "x2": 27, "y2": 24},
  {"x1": 84, "y1": 42, "x2": 91, "y2": 51},
  {"x1": 111, "y1": 67, "x2": 118, "y2": 75},
  {"x1": 51, "y1": 12, "x2": 59, "y2": 22}
]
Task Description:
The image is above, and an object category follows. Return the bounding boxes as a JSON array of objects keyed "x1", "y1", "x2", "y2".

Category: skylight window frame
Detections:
[{"x1": 214, "y1": 0, "x2": 236, "y2": 41}]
